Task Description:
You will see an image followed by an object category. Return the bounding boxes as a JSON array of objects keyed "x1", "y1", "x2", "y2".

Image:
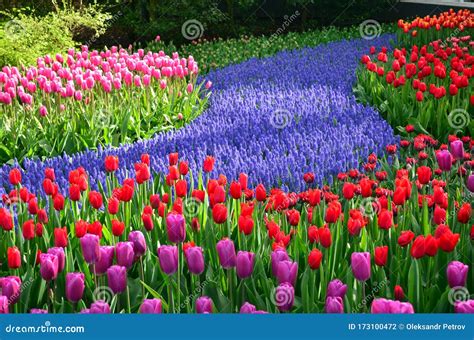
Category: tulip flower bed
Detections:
[
  {"x1": 396, "y1": 9, "x2": 474, "y2": 47},
  {"x1": 0, "y1": 36, "x2": 396, "y2": 196},
  {"x1": 355, "y1": 29, "x2": 474, "y2": 139},
  {"x1": 0, "y1": 46, "x2": 210, "y2": 164},
  {"x1": 0, "y1": 129, "x2": 472, "y2": 314}
]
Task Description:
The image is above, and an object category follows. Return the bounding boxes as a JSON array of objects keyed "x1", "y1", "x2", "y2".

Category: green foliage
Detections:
[{"x1": 0, "y1": 1, "x2": 112, "y2": 66}]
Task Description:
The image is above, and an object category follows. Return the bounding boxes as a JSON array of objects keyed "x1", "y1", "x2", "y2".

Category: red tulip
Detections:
[
  {"x1": 135, "y1": 163, "x2": 150, "y2": 184},
  {"x1": 22, "y1": 219, "x2": 35, "y2": 240},
  {"x1": 191, "y1": 190, "x2": 205, "y2": 202},
  {"x1": 342, "y1": 182, "x2": 356, "y2": 200},
  {"x1": 424, "y1": 235, "x2": 438, "y2": 256},
  {"x1": 169, "y1": 153, "x2": 178, "y2": 166},
  {"x1": 178, "y1": 161, "x2": 189, "y2": 175},
  {"x1": 308, "y1": 225, "x2": 319, "y2": 243},
  {"x1": 45, "y1": 168, "x2": 55, "y2": 181},
  {"x1": 108, "y1": 197, "x2": 119, "y2": 215},
  {"x1": 238, "y1": 214, "x2": 254, "y2": 235},
  {"x1": 75, "y1": 220, "x2": 88, "y2": 238},
  {"x1": 0, "y1": 207, "x2": 13, "y2": 231},
  {"x1": 398, "y1": 230, "x2": 415, "y2": 247},
  {"x1": 394, "y1": 285, "x2": 405, "y2": 301},
  {"x1": 374, "y1": 246, "x2": 388, "y2": 266},
  {"x1": 43, "y1": 178, "x2": 55, "y2": 196},
  {"x1": 53, "y1": 193, "x2": 65, "y2": 211},
  {"x1": 69, "y1": 184, "x2": 81, "y2": 201},
  {"x1": 325, "y1": 201, "x2": 341, "y2": 224},
  {"x1": 229, "y1": 181, "x2": 242, "y2": 199},
  {"x1": 410, "y1": 235, "x2": 425, "y2": 259},
  {"x1": 308, "y1": 249, "x2": 323, "y2": 270},
  {"x1": 303, "y1": 172, "x2": 315, "y2": 183},
  {"x1": 7, "y1": 247, "x2": 21, "y2": 269},
  {"x1": 457, "y1": 203, "x2": 472, "y2": 224},
  {"x1": 104, "y1": 155, "x2": 119, "y2": 172},
  {"x1": 35, "y1": 223, "x2": 43, "y2": 237},
  {"x1": 377, "y1": 209, "x2": 393, "y2": 229},
  {"x1": 433, "y1": 205, "x2": 446, "y2": 225},
  {"x1": 9, "y1": 169, "x2": 21, "y2": 186},
  {"x1": 112, "y1": 219, "x2": 125, "y2": 237},
  {"x1": 141, "y1": 153, "x2": 150, "y2": 166},
  {"x1": 175, "y1": 180, "x2": 187, "y2": 198},
  {"x1": 87, "y1": 221, "x2": 103, "y2": 239},
  {"x1": 88, "y1": 191, "x2": 103, "y2": 209},
  {"x1": 417, "y1": 166, "x2": 431, "y2": 185},
  {"x1": 438, "y1": 231, "x2": 460, "y2": 252},
  {"x1": 286, "y1": 209, "x2": 300, "y2": 226},
  {"x1": 37, "y1": 209, "x2": 48, "y2": 223},
  {"x1": 212, "y1": 203, "x2": 227, "y2": 224},
  {"x1": 203, "y1": 156, "x2": 215, "y2": 173},
  {"x1": 142, "y1": 213, "x2": 154, "y2": 231},
  {"x1": 150, "y1": 194, "x2": 160, "y2": 209},
  {"x1": 54, "y1": 227, "x2": 68, "y2": 247},
  {"x1": 319, "y1": 226, "x2": 332, "y2": 248},
  {"x1": 255, "y1": 184, "x2": 266, "y2": 202}
]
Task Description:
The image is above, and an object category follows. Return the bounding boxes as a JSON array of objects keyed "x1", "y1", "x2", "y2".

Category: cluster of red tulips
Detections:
[
  {"x1": 356, "y1": 30, "x2": 473, "y2": 138},
  {"x1": 397, "y1": 9, "x2": 474, "y2": 46}
]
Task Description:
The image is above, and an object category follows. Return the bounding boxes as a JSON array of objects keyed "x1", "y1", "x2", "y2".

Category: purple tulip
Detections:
[
  {"x1": 351, "y1": 252, "x2": 371, "y2": 281},
  {"x1": 271, "y1": 249, "x2": 289, "y2": 276},
  {"x1": 90, "y1": 300, "x2": 111, "y2": 314},
  {"x1": 185, "y1": 246, "x2": 204, "y2": 275},
  {"x1": 47, "y1": 247, "x2": 65, "y2": 272},
  {"x1": 166, "y1": 212, "x2": 186, "y2": 243},
  {"x1": 252, "y1": 310, "x2": 269, "y2": 314},
  {"x1": 94, "y1": 246, "x2": 115, "y2": 275},
  {"x1": 327, "y1": 279, "x2": 347, "y2": 298},
  {"x1": 450, "y1": 140, "x2": 464, "y2": 160},
  {"x1": 240, "y1": 302, "x2": 257, "y2": 314},
  {"x1": 107, "y1": 265, "x2": 127, "y2": 294},
  {"x1": 325, "y1": 296, "x2": 344, "y2": 313},
  {"x1": 236, "y1": 251, "x2": 255, "y2": 279},
  {"x1": 436, "y1": 150, "x2": 452, "y2": 172},
  {"x1": 275, "y1": 282, "x2": 294, "y2": 312},
  {"x1": 216, "y1": 238, "x2": 236, "y2": 269},
  {"x1": 0, "y1": 276, "x2": 21, "y2": 304},
  {"x1": 79, "y1": 308, "x2": 90, "y2": 314},
  {"x1": 128, "y1": 231, "x2": 147, "y2": 257},
  {"x1": 65, "y1": 272, "x2": 85, "y2": 303},
  {"x1": 276, "y1": 260, "x2": 298, "y2": 286},
  {"x1": 80, "y1": 234, "x2": 100, "y2": 264},
  {"x1": 39, "y1": 253, "x2": 59, "y2": 281},
  {"x1": 140, "y1": 299, "x2": 162, "y2": 314},
  {"x1": 116, "y1": 242, "x2": 135, "y2": 268},
  {"x1": 454, "y1": 300, "x2": 474, "y2": 313},
  {"x1": 196, "y1": 296, "x2": 213, "y2": 313},
  {"x1": 157, "y1": 245, "x2": 178, "y2": 275},
  {"x1": 30, "y1": 308, "x2": 48, "y2": 314},
  {"x1": 0, "y1": 296, "x2": 8, "y2": 314},
  {"x1": 467, "y1": 174, "x2": 474, "y2": 193},
  {"x1": 447, "y1": 261, "x2": 469, "y2": 288},
  {"x1": 371, "y1": 298, "x2": 414, "y2": 314}
]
